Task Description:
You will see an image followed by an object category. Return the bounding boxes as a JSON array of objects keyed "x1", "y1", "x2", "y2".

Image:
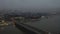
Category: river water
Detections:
[
  {"x1": 25, "y1": 15, "x2": 60, "y2": 34},
  {"x1": 0, "y1": 24, "x2": 23, "y2": 34},
  {"x1": 0, "y1": 15, "x2": 60, "y2": 34}
]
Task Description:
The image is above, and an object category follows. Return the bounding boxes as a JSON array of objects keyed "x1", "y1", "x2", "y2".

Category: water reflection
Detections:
[{"x1": 0, "y1": 27, "x2": 5, "y2": 31}]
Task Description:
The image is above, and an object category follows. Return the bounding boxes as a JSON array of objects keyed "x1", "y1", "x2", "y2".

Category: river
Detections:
[
  {"x1": 0, "y1": 15, "x2": 60, "y2": 34},
  {"x1": 25, "y1": 15, "x2": 60, "y2": 34},
  {"x1": 0, "y1": 24, "x2": 23, "y2": 34}
]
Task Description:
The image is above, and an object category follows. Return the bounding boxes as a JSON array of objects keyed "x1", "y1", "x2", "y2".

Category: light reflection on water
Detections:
[
  {"x1": 0, "y1": 27, "x2": 5, "y2": 31},
  {"x1": 0, "y1": 25, "x2": 23, "y2": 34}
]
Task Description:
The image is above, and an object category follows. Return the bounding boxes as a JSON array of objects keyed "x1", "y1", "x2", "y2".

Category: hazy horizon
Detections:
[{"x1": 0, "y1": 0, "x2": 60, "y2": 9}]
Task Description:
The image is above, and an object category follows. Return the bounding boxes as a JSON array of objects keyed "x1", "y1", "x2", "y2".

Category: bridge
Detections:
[{"x1": 15, "y1": 23, "x2": 49, "y2": 34}]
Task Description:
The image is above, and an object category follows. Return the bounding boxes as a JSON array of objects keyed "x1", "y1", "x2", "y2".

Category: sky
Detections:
[{"x1": 0, "y1": 0, "x2": 60, "y2": 9}]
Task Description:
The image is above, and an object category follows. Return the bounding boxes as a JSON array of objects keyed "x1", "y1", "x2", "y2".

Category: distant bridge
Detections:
[{"x1": 15, "y1": 23, "x2": 50, "y2": 34}]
